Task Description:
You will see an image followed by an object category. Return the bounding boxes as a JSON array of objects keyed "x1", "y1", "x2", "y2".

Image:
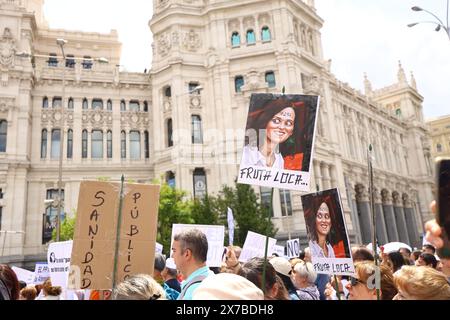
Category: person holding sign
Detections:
[{"x1": 241, "y1": 97, "x2": 306, "y2": 170}]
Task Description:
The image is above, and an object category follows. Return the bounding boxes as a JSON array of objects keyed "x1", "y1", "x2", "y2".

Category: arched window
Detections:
[
  {"x1": 41, "y1": 129, "x2": 47, "y2": 159},
  {"x1": 129, "y1": 100, "x2": 140, "y2": 111},
  {"x1": 265, "y1": 71, "x2": 276, "y2": 88},
  {"x1": 107, "y1": 130, "x2": 112, "y2": 158},
  {"x1": 121, "y1": 131, "x2": 126, "y2": 159},
  {"x1": 234, "y1": 76, "x2": 244, "y2": 93},
  {"x1": 437, "y1": 143, "x2": 443, "y2": 153},
  {"x1": 67, "y1": 129, "x2": 73, "y2": 159},
  {"x1": 51, "y1": 129, "x2": 61, "y2": 159},
  {"x1": 164, "y1": 86, "x2": 172, "y2": 98},
  {"x1": 144, "y1": 130, "x2": 149, "y2": 159},
  {"x1": 143, "y1": 101, "x2": 148, "y2": 112},
  {"x1": 167, "y1": 118, "x2": 173, "y2": 147},
  {"x1": 193, "y1": 168, "x2": 207, "y2": 199},
  {"x1": 261, "y1": 26, "x2": 271, "y2": 42},
  {"x1": 91, "y1": 130, "x2": 103, "y2": 158},
  {"x1": 82, "y1": 98, "x2": 88, "y2": 110},
  {"x1": 92, "y1": 99, "x2": 103, "y2": 110},
  {"x1": 0, "y1": 120, "x2": 6, "y2": 152},
  {"x1": 130, "y1": 131, "x2": 141, "y2": 159},
  {"x1": 42, "y1": 97, "x2": 49, "y2": 109},
  {"x1": 52, "y1": 97, "x2": 62, "y2": 108},
  {"x1": 120, "y1": 100, "x2": 126, "y2": 112},
  {"x1": 191, "y1": 115, "x2": 203, "y2": 144},
  {"x1": 246, "y1": 29, "x2": 256, "y2": 45},
  {"x1": 68, "y1": 98, "x2": 74, "y2": 109},
  {"x1": 166, "y1": 171, "x2": 175, "y2": 188},
  {"x1": 231, "y1": 32, "x2": 240, "y2": 47},
  {"x1": 82, "y1": 130, "x2": 88, "y2": 158},
  {"x1": 107, "y1": 99, "x2": 113, "y2": 111}
]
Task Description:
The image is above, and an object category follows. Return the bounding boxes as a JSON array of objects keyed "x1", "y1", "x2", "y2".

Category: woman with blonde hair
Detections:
[
  {"x1": 393, "y1": 266, "x2": 450, "y2": 300},
  {"x1": 113, "y1": 274, "x2": 166, "y2": 300},
  {"x1": 291, "y1": 261, "x2": 320, "y2": 300}
]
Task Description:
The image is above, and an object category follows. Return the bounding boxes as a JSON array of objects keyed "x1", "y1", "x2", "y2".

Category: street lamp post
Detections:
[{"x1": 408, "y1": 1, "x2": 450, "y2": 40}]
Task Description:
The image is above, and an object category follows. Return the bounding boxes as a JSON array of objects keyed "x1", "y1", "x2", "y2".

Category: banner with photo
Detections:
[
  {"x1": 238, "y1": 93, "x2": 320, "y2": 192},
  {"x1": 301, "y1": 188, "x2": 355, "y2": 276}
]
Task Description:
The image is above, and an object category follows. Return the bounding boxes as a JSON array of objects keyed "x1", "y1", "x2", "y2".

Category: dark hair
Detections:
[
  {"x1": 387, "y1": 252, "x2": 407, "y2": 272},
  {"x1": 19, "y1": 280, "x2": 27, "y2": 290},
  {"x1": 0, "y1": 264, "x2": 20, "y2": 300},
  {"x1": 238, "y1": 258, "x2": 277, "y2": 297},
  {"x1": 154, "y1": 253, "x2": 166, "y2": 272},
  {"x1": 422, "y1": 244, "x2": 436, "y2": 254},
  {"x1": 352, "y1": 247, "x2": 374, "y2": 262},
  {"x1": 298, "y1": 250, "x2": 306, "y2": 260},
  {"x1": 245, "y1": 94, "x2": 317, "y2": 171},
  {"x1": 411, "y1": 250, "x2": 422, "y2": 261},
  {"x1": 419, "y1": 253, "x2": 438, "y2": 269},
  {"x1": 165, "y1": 267, "x2": 178, "y2": 278},
  {"x1": 174, "y1": 229, "x2": 208, "y2": 263}
]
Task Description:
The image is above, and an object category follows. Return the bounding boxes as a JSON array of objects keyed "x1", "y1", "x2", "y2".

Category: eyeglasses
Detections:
[{"x1": 349, "y1": 277, "x2": 366, "y2": 287}]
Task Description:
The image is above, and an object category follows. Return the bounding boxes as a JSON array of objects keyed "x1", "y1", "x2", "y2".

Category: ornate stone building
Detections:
[
  {"x1": 427, "y1": 115, "x2": 450, "y2": 160},
  {"x1": 0, "y1": 0, "x2": 434, "y2": 266}
]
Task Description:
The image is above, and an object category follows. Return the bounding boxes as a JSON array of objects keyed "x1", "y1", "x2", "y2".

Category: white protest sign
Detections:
[
  {"x1": 273, "y1": 245, "x2": 285, "y2": 257},
  {"x1": 11, "y1": 266, "x2": 35, "y2": 285},
  {"x1": 155, "y1": 242, "x2": 163, "y2": 255},
  {"x1": 171, "y1": 224, "x2": 225, "y2": 267},
  {"x1": 238, "y1": 94, "x2": 320, "y2": 192},
  {"x1": 286, "y1": 238, "x2": 301, "y2": 259},
  {"x1": 227, "y1": 207, "x2": 235, "y2": 246},
  {"x1": 33, "y1": 262, "x2": 50, "y2": 284},
  {"x1": 47, "y1": 240, "x2": 73, "y2": 288},
  {"x1": 239, "y1": 231, "x2": 277, "y2": 263},
  {"x1": 301, "y1": 188, "x2": 355, "y2": 276}
]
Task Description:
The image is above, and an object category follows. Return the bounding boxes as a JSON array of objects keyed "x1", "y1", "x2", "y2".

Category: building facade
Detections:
[
  {"x1": 427, "y1": 115, "x2": 450, "y2": 160},
  {"x1": 0, "y1": 0, "x2": 434, "y2": 266}
]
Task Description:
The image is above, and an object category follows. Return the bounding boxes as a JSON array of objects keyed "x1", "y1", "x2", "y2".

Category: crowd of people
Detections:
[{"x1": 1, "y1": 214, "x2": 449, "y2": 301}]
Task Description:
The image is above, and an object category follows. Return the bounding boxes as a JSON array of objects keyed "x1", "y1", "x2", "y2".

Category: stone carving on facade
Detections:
[
  {"x1": 0, "y1": 27, "x2": 16, "y2": 68},
  {"x1": 41, "y1": 109, "x2": 74, "y2": 126},
  {"x1": 246, "y1": 70, "x2": 260, "y2": 90},
  {"x1": 392, "y1": 191, "x2": 402, "y2": 207},
  {"x1": 243, "y1": 16, "x2": 255, "y2": 29},
  {"x1": 172, "y1": 31, "x2": 180, "y2": 46},
  {"x1": 163, "y1": 98, "x2": 172, "y2": 113},
  {"x1": 397, "y1": 61, "x2": 407, "y2": 84},
  {"x1": 189, "y1": 95, "x2": 202, "y2": 109},
  {"x1": 157, "y1": 33, "x2": 172, "y2": 57},
  {"x1": 183, "y1": 30, "x2": 201, "y2": 52},
  {"x1": 304, "y1": 74, "x2": 321, "y2": 95},
  {"x1": 355, "y1": 184, "x2": 369, "y2": 202},
  {"x1": 402, "y1": 193, "x2": 412, "y2": 208},
  {"x1": 300, "y1": 24, "x2": 307, "y2": 48},
  {"x1": 0, "y1": 97, "x2": 15, "y2": 113},
  {"x1": 120, "y1": 111, "x2": 150, "y2": 128},
  {"x1": 381, "y1": 189, "x2": 392, "y2": 205},
  {"x1": 373, "y1": 187, "x2": 381, "y2": 204}
]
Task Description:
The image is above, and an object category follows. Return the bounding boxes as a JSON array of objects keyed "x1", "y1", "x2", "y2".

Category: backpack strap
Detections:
[{"x1": 178, "y1": 274, "x2": 208, "y2": 300}]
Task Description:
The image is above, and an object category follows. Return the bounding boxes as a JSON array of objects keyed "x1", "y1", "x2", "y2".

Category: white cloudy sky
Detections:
[{"x1": 43, "y1": 0, "x2": 449, "y2": 119}]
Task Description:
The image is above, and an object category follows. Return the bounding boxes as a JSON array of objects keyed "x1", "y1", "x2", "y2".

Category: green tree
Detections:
[
  {"x1": 190, "y1": 194, "x2": 220, "y2": 226},
  {"x1": 51, "y1": 211, "x2": 76, "y2": 241},
  {"x1": 157, "y1": 183, "x2": 194, "y2": 254}
]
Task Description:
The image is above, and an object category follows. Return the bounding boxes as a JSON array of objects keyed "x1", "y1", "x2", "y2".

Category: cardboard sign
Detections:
[
  {"x1": 239, "y1": 231, "x2": 277, "y2": 263},
  {"x1": 48, "y1": 240, "x2": 73, "y2": 288},
  {"x1": 273, "y1": 245, "x2": 285, "y2": 257},
  {"x1": 33, "y1": 262, "x2": 50, "y2": 284},
  {"x1": 68, "y1": 181, "x2": 160, "y2": 290},
  {"x1": 286, "y1": 238, "x2": 301, "y2": 259},
  {"x1": 171, "y1": 224, "x2": 225, "y2": 267},
  {"x1": 238, "y1": 93, "x2": 320, "y2": 192},
  {"x1": 11, "y1": 266, "x2": 35, "y2": 285},
  {"x1": 301, "y1": 188, "x2": 355, "y2": 276}
]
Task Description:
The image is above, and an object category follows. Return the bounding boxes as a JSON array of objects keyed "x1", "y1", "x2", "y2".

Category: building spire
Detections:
[
  {"x1": 397, "y1": 60, "x2": 407, "y2": 84},
  {"x1": 364, "y1": 72, "x2": 373, "y2": 96}
]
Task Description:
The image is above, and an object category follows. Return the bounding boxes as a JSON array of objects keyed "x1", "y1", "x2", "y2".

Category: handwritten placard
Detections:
[
  {"x1": 286, "y1": 238, "x2": 301, "y2": 259},
  {"x1": 33, "y1": 262, "x2": 50, "y2": 284},
  {"x1": 48, "y1": 240, "x2": 73, "y2": 288},
  {"x1": 171, "y1": 224, "x2": 225, "y2": 267},
  {"x1": 239, "y1": 231, "x2": 277, "y2": 263}
]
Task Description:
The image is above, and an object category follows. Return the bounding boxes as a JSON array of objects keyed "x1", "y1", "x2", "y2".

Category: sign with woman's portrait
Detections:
[
  {"x1": 301, "y1": 188, "x2": 355, "y2": 276},
  {"x1": 238, "y1": 93, "x2": 319, "y2": 191}
]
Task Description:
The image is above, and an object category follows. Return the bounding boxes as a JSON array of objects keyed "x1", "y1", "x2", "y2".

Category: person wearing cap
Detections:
[
  {"x1": 172, "y1": 229, "x2": 213, "y2": 300},
  {"x1": 269, "y1": 257, "x2": 300, "y2": 300},
  {"x1": 192, "y1": 273, "x2": 264, "y2": 300}
]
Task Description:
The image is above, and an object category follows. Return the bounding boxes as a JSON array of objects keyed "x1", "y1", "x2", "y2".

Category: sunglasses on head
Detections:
[{"x1": 349, "y1": 277, "x2": 366, "y2": 287}]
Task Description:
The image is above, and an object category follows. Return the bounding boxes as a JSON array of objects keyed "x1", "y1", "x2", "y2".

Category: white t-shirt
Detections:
[{"x1": 241, "y1": 145, "x2": 284, "y2": 169}]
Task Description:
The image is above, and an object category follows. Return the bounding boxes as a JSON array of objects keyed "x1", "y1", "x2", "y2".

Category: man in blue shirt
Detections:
[{"x1": 172, "y1": 229, "x2": 213, "y2": 300}]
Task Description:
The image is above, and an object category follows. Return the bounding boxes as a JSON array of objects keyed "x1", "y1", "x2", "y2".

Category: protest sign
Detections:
[
  {"x1": 155, "y1": 242, "x2": 163, "y2": 255},
  {"x1": 68, "y1": 181, "x2": 160, "y2": 290},
  {"x1": 33, "y1": 262, "x2": 50, "y2": 284},
  {"x1": 286, "y1": 238, "x2": 301, "y2": 259},
  {"x1": 239, "y1": 231, "x2": 277, "y2": 263},
  {"x1": 227, "y1": 207, "x2": 235, "y2": 246},
  {"x1": 171, "y1": 224, "x2": 225, "y2": 267},
  {"x1": 238, "y1": 93, "x2": 320, "y2": 192},
  {"x1": 301, "y1": 188, "x2": 355, "y2": 276},
  {"x1": 11, "y1": 266, "x2": 35, "y2": 285},
  {"x1": 48, "y1": 240, "x2": 73, "y2": 288},
  {"x1": 273, "y1": 245, "x2": 285, "y2": 257}
]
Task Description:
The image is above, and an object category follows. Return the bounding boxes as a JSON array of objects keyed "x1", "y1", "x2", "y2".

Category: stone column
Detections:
[
  {"x1": 356, "y1": 185, "x2": 372, "y2": 244},
  {"x1": 403, "y1": 195, "x2": 420, "y2": 248},
  {"x1": 313, "y1": 161, "x2": 322, "y2": 191},
  {"x1": 382, "y1": 190, "x2": 399, "y2": 242},
  {"x1": 322, "y1": 163, "x2": 331, "y2": 190},
  {"x1": 393, "y1": 192, "x2": 410, "y2": 245},
  {"x1": 345, "y1": 177, "x2": 362, "y2": 244},
  {"x1": 374, "y1": 189, "x2": 389, "y2": 245}
]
